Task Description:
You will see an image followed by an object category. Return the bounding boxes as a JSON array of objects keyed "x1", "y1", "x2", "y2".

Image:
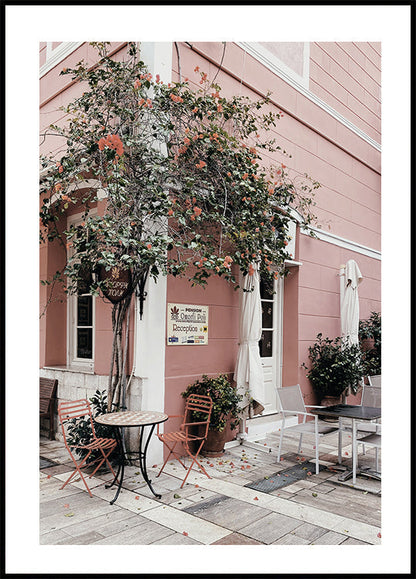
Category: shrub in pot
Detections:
[
  {"x1": 304, "y1": 333, "x2": 365, "y2": 404},
  {"x1": 65, "y1": 390, "x2": 116, "y2": 466},
  {"x1": 359, "y1": 311, "x2": 381, "y2": 377},
  {"x1": 181, "y1": 374, "x2": 242, "y2": 457}
]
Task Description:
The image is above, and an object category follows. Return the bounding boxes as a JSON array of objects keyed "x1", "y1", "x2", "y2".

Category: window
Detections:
[
  {"x1": 259, "y1": 277, "x2": 275, "y2": 358},
  {"x1": 258, "y1": 275, "x2": 284, "y2": 415},
  {"x1": 40, "y1": 42, "x2": 82, "y2": 78},
  {"x1": 238, "y1": 42, "x2": 310, "y2": 90},
  {"x1": 67, "y1": 214, "x2": 95, "y2": 370}
]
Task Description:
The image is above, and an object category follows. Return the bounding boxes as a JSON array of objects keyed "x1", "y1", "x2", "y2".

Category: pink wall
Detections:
[
  {"x1": 164, "y1": 269, "x2": 240, "y2": 437},
  {"x1": 309, "y1": 42, "x2": 381, "y2": 143},
  {"x1": 297, "y1": 234, "x2": 381, "y2": 404},
  {"x1": 40, "y1": 41, "x2": 381, "y2": 421}
]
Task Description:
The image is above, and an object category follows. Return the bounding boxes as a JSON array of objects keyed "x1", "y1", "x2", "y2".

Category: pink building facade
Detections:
[{"x1": 39, "y1": 41, "x2": 381, "y2": 462}]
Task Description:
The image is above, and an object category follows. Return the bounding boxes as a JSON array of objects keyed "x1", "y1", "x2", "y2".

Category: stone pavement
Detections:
[{"x1": 40, "y1": 429, "x2": 381, "y2": 547}]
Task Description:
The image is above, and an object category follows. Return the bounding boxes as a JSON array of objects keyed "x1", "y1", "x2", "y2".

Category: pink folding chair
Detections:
[{"x1": 58, "y1": 399, "x2": 118, "y2": 497}]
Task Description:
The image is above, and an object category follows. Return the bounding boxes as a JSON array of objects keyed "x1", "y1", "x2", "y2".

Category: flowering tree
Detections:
[{"x1": 40, "y1": 42, "x2": 319, "y2": 409}]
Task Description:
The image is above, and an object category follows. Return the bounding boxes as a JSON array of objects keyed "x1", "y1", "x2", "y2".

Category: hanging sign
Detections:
[
  {"x1": 167, "y1": 303, "x2": 209, "y2": 345},
  {"x1": 99, "y1": 265, "x2": 132, "y2": 303}
]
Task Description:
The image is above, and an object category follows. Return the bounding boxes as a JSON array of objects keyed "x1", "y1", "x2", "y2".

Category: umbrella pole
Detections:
[
  {"x1": 339, "y1": 264, "x2": 346, "y2": 309},
  {"x1": 340, "y1": 264, "x2": 346, "y2": 403},
  {"x1": 237, "y1": 416, "x2": 247, "y2": 444}
]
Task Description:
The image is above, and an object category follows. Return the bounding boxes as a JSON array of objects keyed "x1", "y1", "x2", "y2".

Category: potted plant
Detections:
[
  {"x1": 303, "y1": 333, "x2": 365, "y2": 405},
  {"x1": 359, "y1": 312, "x2": 381, "y2": 377},
  {"x1": 181, "y1": 374, "x2": 242, "y2": 457},
  {"x1": 66, "y1": 390, "x2": 116, "y2": 467}
]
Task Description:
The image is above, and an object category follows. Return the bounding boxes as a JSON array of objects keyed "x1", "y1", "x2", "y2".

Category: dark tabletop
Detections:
[{"x1": 310, "y1": 404, "x2": 381, "y2": 420}]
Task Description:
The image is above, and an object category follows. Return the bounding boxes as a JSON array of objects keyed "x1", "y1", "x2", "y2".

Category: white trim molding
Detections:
[
  {"x1": 40, "y1": 42, "x2": 83, "y2": 77},
  {"x1": 238, "y1": 42, "x2": 381, "y2": 153},
  {"x1": 302, "y1": 226, "x2": 381, "y2": 260},
  {"x1": 239, "y1": 41, "x2": 310, "y2": 90}
]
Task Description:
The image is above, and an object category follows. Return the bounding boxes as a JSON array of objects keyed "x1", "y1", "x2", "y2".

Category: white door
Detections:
[{"x1": 259, "y1": 276, "x2": 283, "y2": 414}]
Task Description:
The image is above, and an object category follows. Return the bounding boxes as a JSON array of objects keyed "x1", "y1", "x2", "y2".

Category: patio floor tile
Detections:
[
  {"x1": 272, "y1": 533, "x2": 309, "y2": 545},
  {"x1": 183, "y1": 495, "x2": 271, "y2": 531},
  {"x1": 90, "y1": 518, "x2": 175, "y2": 545},
  {"x1": 238, "y1": 511, "x2": 303, "y2": 544},
  {"x1": 311, "y1": 530, "x2": 347, "y2": 545},
  {"x1": 63, "y1": 509, "x2": 146, "y2": 539},
  {"x1": 38, "y1": 434, "x2": 381, "y2": 547},
  {"x1": 211, "y1": 532, "x2": 263, "y2": 545},
  {"x1": 290, "y1": 522, "x2": 328, "y2": 543},
  {"x1": 55, "y1": 530, "x2": 105, "y2": 545},
  {"x1": 152, "y1": 532, "x2": 203, "y2": 545},
  {"x1": 139, "y1": 503, "x2": 232, "y2": 544}
]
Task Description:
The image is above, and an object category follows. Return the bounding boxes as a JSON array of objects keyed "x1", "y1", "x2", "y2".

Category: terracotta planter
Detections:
[
  {"x1": 319, "y1": 395, "x2": 342, "y2": 422},
  {"x1": 321, "y1": 395, "x2": 342, "y2": 407},
  {"x1": 361, "y1": 337, "x2": 375, "y2": 351},
  {"x1": 200, "y1": 428, "x2": 227, "y2": 458}
]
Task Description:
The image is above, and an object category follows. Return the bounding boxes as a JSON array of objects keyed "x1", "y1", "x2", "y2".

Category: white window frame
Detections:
[
  {"x1": 66, "y1": 212, "x2": 96, "y2": 371},
  {"x1": 259, "y1": 275, "x2": 284, "y2": 415},
  {"x1": 237, "y1": 41, "x2": 310, "y2": 90},
  {"x1": 40, "y1": 41, "x2": 83, "y2": 78},
  {"x1": 237, "y1": 41, "x2": 381, "y2": 152}
]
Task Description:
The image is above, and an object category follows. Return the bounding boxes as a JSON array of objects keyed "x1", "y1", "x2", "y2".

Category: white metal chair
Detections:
[
  {"x1": 358, "y1": 375, "x2": 381, "y2": 456},
  {"x1": 357, "y1": 431, "x2": 381, "y2": 473},
  {"x1": 276, "y1": 385, "x2": 339, "y2": 474}
]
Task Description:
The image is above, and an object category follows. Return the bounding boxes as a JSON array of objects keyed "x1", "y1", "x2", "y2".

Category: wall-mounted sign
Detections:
[
  {"x1": 99, "y1": 265, "x2": 132, "y2": 303},
  {"x1": 167, "y1": 303, "x2": 209, "y2": 345}
]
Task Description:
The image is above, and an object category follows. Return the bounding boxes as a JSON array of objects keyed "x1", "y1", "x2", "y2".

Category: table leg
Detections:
[
  {"x1": 105, "y1": 426, "x2": 125, "y2": 505},
  {"x1": 338, "y1": 417, "x2": 343, "y2": 464},
  {"x1": 352, "y1": 418, "x2": 357, "y2": 484},
  {"x1": 139, "y1": 424, "x2": 161, "y2": 499}
]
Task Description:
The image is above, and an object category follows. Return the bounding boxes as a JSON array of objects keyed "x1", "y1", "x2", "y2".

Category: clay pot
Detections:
[
  {"x1": 200, "y1": 428, "x2": 227, "y2": 457},
  {"x1": 361, "y1": 337, "x2": 375, "y2": 351},
  {"x1": 321, "y1": 395, "x2": 342, "y2": 407}
]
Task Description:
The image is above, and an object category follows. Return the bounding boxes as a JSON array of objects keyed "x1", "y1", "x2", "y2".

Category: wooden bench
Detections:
[{"x1": 40, "y1": 377, "x2": 58, "y2": 440}]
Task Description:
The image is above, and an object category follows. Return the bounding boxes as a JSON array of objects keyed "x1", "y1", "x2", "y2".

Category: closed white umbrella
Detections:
[
  {"x1": 340, "y1": 259, "x2": 363, "y2": 346},
  {"x1": 234, "y1": 261, "x2": 265, "y2": 418}
]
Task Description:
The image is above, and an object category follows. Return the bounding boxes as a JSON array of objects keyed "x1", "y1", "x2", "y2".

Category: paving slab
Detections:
[
  {"x1": 38, "y1": 435, "x2": 381, "y2": 547},
  {"x1": 55, "y1": 530, "x2": 105, "y2": 545},
  {"x1": 140, "y1": 503, "x2": 232, "y2": 544},
  {"x1": 238, "y1": 511, "x2": 303, "y2": 544},
  {"x1": 91, "y1": 518, "x2": 175, "y2": 545},
  {"x1": 183, "y1": 495, "x2": 271, "y2": 531},
  {"x1": 211, "y1": 532, "x2": 263, "y2": 545},
  {"x1": 290, "y1": 522, "x2": 328, "y2": 543},
  {"x1": 63, "y1": 509, "x2": 145, "y2": 539},
  {"x1": 40, "y1": 528, "x2": 74, "y2": 545},
  {"x1": 311, "y1": 530, "x2": 347, "y2": 545},
  {"x1": 272, "y1": 533, "x2": 309, "y2": 545},
  {"x1": 152, "y1": 532, "x2": 202, "y2": 545}
]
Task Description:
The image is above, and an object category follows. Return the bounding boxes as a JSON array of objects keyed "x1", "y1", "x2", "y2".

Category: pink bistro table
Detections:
[{"x1": 95, "y1": 410, "x2": 168, "y2": 505}]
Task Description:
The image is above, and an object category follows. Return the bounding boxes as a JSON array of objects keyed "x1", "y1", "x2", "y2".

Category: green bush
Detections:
[
  {"x1": 304, "y1": 333, "x2": 365, "y2": 403},
  {"x1": 359, "y1": 311, "x2": 381, "y2": 376},
  {"x1": 181, "y1": 374, "x2": 242, "y2": 432},
  {"x1": 66, "y1": 390, "x2": 116, "y2": 464}
]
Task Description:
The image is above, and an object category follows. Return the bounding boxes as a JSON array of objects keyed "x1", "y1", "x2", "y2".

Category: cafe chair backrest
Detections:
[
  {"x1": 362, "y1": 386, "x2": 381, "y2": 408},
  {"x1": 277, "y1": 384, "x2": 306, "y2": 414},
  {"x1": 58, "y1": 399, "x2": 98, "y2": 440},
  {"x1": 182, "y1": 394, "x2": 213, "y2": 438},
  {"x1": 363, "y1": 376, "x2": 381, "y2": 408},
  {"x1": 368, "y1": 375, "x2": 381, "y2": 388}
]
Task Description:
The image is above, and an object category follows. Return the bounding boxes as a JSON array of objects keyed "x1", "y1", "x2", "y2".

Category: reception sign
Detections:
[{"x1": 167, "y1": 303, "x2": 209, "y2": 345}]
